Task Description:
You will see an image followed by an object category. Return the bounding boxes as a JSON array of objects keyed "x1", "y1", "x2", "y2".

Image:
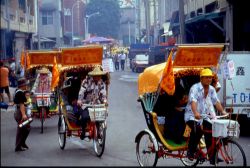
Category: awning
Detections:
[
  {"x1": 169, "y1": 11, "x2": 179, "y2": 30},
  {"x1": 185, "y1": 11, "x2": 225, "y2": 25},
  {"x1": 161, "y1": 22, "x2": 173, "y2": 36},
  {"x1": 169, "y1": 11, "x2": 225, "y2": 29},
  {"x1": 33, "y1": 36, "x2": 56, "y2": 43}
]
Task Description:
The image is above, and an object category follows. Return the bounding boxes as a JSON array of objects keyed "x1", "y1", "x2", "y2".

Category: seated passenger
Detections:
[
  {"x1": 61, "y1": 78, "x2": 79, "y2": 125},
  {"x1": 161, "y1": 79, "x2": 187, "y2": 143},
  {"x1": 164, "y1": 83, "x2": 187, "y2": 144}
]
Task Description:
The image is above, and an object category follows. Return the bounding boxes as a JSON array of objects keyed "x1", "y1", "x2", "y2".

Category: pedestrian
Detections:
[
  {"x1": 9, "y1": 58, "x2": 17, "y2": 87},
  {"x1": 13, "y1": 78, "x2": 31, "y2": 152},
  {"x1": 120, "y1": 51, "x2": 126, "y2": 71},
  {"x1": 185, "y1": 68, "x2": 227, "y2": 165},
  {"x1": 0, "y1": 61, "x2": 12, "y2": 103},
  {"x1": 114, "y1": 54, "x2": 120, "y2": 71},
  {"x1": 77, "y1": 66, "x2": 107, "y2": 140}
]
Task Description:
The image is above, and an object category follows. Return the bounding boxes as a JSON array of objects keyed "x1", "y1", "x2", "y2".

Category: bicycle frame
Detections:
[{"x1": 195, "y1": 126, "x2": 232, "y2": 164}]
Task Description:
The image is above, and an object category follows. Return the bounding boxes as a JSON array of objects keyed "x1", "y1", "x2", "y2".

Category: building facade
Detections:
[
  {"x1": 135, "y1": 0, "x2": 250, "y2": 51},
  {"x1": 0, "y1": 0, "x2": 36, "y2": 64},
  {"x1": 62, "y1": 0, "x2": 86, "y2": 46},
  {"x1": 35, "y1": 0, "x2": 62, "y2": 49}
]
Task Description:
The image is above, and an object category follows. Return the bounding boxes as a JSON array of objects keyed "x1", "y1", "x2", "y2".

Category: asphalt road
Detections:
[{"x1": 1, "y1": 69, "x2": 250, "y2": 166}]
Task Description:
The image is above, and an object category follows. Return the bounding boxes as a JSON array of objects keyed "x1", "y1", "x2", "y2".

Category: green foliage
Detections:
[{"x1": 86, "y1": 0, "x2": 120, "y2": 38}]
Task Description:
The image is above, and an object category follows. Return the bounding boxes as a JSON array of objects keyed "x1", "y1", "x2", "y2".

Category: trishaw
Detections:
[
  {"x1": 24, "y1": 50, "x2": 60, "y2": 133},
  {"x1": 135, "y1": 44, "x2": 246, "y2": 167},
  {"x1": 57, "y1": 45, "x2": 109, "y2": 157}
]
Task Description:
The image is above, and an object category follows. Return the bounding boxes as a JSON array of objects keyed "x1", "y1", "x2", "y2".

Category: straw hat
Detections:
[
  {"x1": 88, "y1": 66, "x2": 106, "y2": 76},
  {"x1": 17, "y1": 78, "x2": 30, "y2": 87},
  {"x1": 38, "y1": 67, "x2": 50, "y2": 74}
]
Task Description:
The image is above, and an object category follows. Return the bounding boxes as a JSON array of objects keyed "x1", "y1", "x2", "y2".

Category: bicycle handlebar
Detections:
[
  {"x1": 194, "y1": 113, "x2": 229, "y2": 122},
  {"x1": 81, "y1": 104, "x2": 106, "y2": 108}
]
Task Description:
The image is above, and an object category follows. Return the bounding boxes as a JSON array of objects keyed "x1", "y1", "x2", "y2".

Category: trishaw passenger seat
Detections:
[{"x1": 66, "y1": 105, "x2": 79, "y2": 124}]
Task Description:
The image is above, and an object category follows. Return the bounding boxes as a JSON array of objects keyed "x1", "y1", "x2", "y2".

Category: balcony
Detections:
[{"x1": 0, "y1": 5, "x2": 36, "y2": 33}]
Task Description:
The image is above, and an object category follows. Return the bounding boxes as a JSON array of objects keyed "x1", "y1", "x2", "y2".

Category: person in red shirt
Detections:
[{"x1": 0, "y1": 61, "x2": 12, "y2": 103}]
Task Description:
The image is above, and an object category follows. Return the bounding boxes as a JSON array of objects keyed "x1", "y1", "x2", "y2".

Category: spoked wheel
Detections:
[
  {"x1": 136, "y1": 131, "x2": 158, "y2": 167},
  {"x1": 180, "y1": 149, "x2": 200, "y2": 167},
  {"x1": 40, "y1": 107, "x2": 46, "y2": 133},
  {"x1": 93, "y1": 121, "x2": 106, "y2": 157},
  {"x1": 215, "y1": 138, "x2": 247, "y2": 166},
  {"x1": 58, "y1": 115, "x2": 66, "y2": 149}
]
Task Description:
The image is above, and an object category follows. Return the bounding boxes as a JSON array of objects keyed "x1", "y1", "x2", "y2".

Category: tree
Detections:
[{"x1": 86, "y1": 0, "x2": 120, "y2": 39}]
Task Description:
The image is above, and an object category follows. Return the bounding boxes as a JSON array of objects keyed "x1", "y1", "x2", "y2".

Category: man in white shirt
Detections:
[
  {"x1": 120, "y1": 51, "x2": 126, "y2": 71},
  {"x1": 185, "y1": 68, "x2": 227, "y2": 165}
]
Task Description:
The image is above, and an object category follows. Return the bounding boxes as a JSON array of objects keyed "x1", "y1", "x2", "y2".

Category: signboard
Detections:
[
  {"x1": 102, "y1": 58, "x2": 114, "y2": 72},
  {"x1": 28, "y1": 51, "x2": 61, "y2": 65},
  {"x1": 222, "y1": 60, "x2": 235, "y2": 79},
  {"x1": 61, "y1": 46, "x2": 103, "y2": 66},
  {"x1": 173, "y1": 45, "x2": 224, "y2": 67},
  {"x1": 119, "y1": 0, "x2": 135, "y2": 8}
]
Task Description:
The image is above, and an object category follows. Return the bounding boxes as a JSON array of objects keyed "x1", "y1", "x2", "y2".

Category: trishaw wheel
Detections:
[
  {"x1": 58, "y1": 115, "x2": 66, "y2": 150},
  {"x1": 180, "y1": 149, "x2": 199, "y2": 167},
  {"x1": 93, "y1": 122, "x2": 106, "y2": 157},
  {"x1": 136, "y1": 132, "x2": 158, "y2": 167},
  {"x1": 40, "y1": 107, "x2": 46, "y2": 134}
]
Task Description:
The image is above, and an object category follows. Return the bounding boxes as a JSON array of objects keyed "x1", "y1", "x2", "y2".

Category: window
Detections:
[
  {"x1": 42, "y1": 11, "x2": 53, "y2": 25},
  {"x1": 19, "y1": 0, "x2": 26, "y2": 12}
]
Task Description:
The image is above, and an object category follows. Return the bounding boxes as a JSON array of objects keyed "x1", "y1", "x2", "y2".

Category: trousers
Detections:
[
  {"x1": 15, "y1": 124, "x2": 30, "y2": 149},
  {"x1": 74, "y1": 107, "x2": 90, "y2": 133},
  {"x1": 187, "y1": 119, "x2": 215, "y2": 159}
]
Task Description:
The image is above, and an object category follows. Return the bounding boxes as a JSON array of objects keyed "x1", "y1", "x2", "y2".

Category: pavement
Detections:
[{"x1": 1, "y1": 86, "x2": 17, "y2": 113}]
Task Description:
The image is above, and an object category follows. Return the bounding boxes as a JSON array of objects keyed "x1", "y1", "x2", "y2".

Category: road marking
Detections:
[
  {"x1": 68, "y1": 136, "x2": 87, "y2": 149},
  {"x1": 119, "y1": 74, "x2": 139, "y2": 82}
]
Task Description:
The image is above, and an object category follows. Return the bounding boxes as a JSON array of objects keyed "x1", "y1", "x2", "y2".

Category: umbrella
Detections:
[{"x1": 82, "y1": 36, "x2": 113, "y2": 44}]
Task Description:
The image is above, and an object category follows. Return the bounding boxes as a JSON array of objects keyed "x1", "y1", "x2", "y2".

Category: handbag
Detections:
[{"x1": 14, "y1": 107, "x2": 22, "y2": 122}]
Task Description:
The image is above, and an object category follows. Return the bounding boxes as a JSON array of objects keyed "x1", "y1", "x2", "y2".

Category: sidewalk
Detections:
[{"x1": 1, "y1": 86, "x2": 17, "y2": 112}]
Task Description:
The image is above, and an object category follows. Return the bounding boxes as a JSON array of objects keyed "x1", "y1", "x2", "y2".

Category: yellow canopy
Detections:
[{"x1": 138, "y1": 62, "x2": 165, "y2": 96}]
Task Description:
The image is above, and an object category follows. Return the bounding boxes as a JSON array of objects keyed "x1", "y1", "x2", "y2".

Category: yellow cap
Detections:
[{"x1": 200, "y1": 68, "x2": 213, "y2": 77}]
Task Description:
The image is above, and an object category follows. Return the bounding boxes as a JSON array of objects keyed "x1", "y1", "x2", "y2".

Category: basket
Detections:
[
  {"x1": 212, "y1": 119, "x2": 240, "y2": 138},
  {"x1": 88, "y1": 105, "x2": 107, "y2": 121}
]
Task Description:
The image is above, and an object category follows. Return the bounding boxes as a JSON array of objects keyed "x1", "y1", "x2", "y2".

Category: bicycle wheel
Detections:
[
  {"x1": 135, "y1": 131, "x2": 158, "y2": 167},
  {"x1": 40, "y1": 107, "x2": 45, "y2": 133},
  {"x1": 93, "y1": 122, "x2": 106, "y2": 157},
  {"x1": 180, "y1": 149, "x2": 200, "y2": 167},
  {"x1": 216, "y1": 138, "x2": 247, "y2": 166},
  {"x1": 58, "y1": 115, "x2": 66, "y2": 150}
]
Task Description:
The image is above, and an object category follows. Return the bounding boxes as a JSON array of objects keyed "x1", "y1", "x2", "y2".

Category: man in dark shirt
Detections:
[{"x1": 13, "y1": 78, "x2": 31, "y2": 152}]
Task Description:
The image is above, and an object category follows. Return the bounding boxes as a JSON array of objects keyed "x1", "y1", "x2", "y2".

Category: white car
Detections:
[{"x1": 131, "y1": 54, "x2": 149, "y2": 73}]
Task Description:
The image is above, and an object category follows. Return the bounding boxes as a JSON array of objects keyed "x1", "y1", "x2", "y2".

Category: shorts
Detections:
[{"x1": 0, "y1": 86, "x2": 10, "y2": 94}]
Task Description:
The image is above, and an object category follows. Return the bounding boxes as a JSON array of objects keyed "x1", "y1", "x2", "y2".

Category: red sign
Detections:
[
  {"x1": 61, "y1": 46, "x2": 103, "y2": 66},
  {"x1": 173, "y1": 45, "x2": 224, "y2": 67}
]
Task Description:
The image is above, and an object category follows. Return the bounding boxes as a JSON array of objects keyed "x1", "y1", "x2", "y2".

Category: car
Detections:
[{"x1": 131, "y1": 54, "x2": 149, "y2": 73}]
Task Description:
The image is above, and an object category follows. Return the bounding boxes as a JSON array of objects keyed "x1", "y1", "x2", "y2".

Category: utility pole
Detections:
[
  {"x1": 37, "y1": 0, "x2": 40, "y2": 49},
  {"x1": 144, "y1": 0, "x2": 150, "y2": 44},
  {"x1": 179, "y1": 0, "x2": 186, "y2": 43}
]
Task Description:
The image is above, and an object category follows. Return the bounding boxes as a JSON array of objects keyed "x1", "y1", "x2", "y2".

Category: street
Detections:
[{"x1": 1, "y1": 69, "x2": 250, "y2": 166}]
